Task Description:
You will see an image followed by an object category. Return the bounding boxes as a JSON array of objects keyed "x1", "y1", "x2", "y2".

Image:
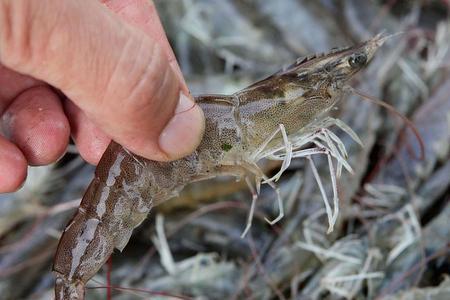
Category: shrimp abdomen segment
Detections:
[{"x1": 53, "y1": 142, "x2": 155, "y2": 299}]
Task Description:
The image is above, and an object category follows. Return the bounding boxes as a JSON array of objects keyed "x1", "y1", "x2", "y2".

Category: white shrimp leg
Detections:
[
  {"x1": 264, "y1": 178, "x2": 284, "y2": 225},
  {"x1": 321, "y1": 117, "x2": 363, "y2": 146},
  {"x1": 325, "y1": 129, "x2": 349, "y2": 159},
  {"x1": 260, "y1": 119, "x2": 357, "y2": 233},
  {"x1": 323, "y1": 129, "x2": 348, "y2": 178},
  {"x1": 307, "y1": 155, "x2": 336, "y2": 233},
  {"x1": 271, "y1": 142, "x2": 341, "y2": 233},
  {"x1": 326, "y1": 152, "x2": 340, "y2": 232},
  {"x1": 241, "y1": 124, "x2": 291, "y2": 234},
  {"x1": 305, "y1": 148, "x2": 340, "y2": 233},
  {"x1": 241, "y1": 176, "x2": 259, "y2": 238},
  {"x1": 242, "y1": 117, "x2": 361, "y2": 235},
  {"x1": 263, "y1": 124, "x2": 293, "y2": 184},
  {"x1": 312, "y1": 140, "x2": 353, "y2": 174},
  {"x1": 317, "y1": 130, "x2": 345, "y2": 178},
  {"x1": 250, "y1": 124, "x2": 282, "y2": 161},
  {"x1": 240, "y1": 170, "x2": 284, "y2": 238}
]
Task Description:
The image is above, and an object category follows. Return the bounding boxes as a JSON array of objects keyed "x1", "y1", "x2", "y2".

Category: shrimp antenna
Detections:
[
  {"x1": 350, "y1": 87, "x2": 425, "y2": 160},
  {"x1": 375, "y1": 31, "x2": 405, "y2": 45}
]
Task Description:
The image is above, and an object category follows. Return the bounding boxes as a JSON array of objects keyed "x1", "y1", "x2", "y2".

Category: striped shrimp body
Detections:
[{"x1": 53, "y1": 35, "x2": 386, "y2": 299}]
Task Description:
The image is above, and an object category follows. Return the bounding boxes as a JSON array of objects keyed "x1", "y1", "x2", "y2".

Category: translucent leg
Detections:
[
  {"x1": 322, "y1": 117, "x2": 363, "y2": 146},
  {"x1": 250, "y1": 125, "x2": 281, "y2": 160},
  {"x1": 240, "y1": 163, "x2": 285, "y2": 231},
  {"x1": 307, "y1": 155, "x2": 335, "y2": 233},
  {"x1": 290, "y1": 147, "x2": 329, "y2": 158},
  {"x1": 325, "y1": 129, "x2": 349, "y2": 158},
  {"x1": 241, "y1": 176, "x2": 259, "y2": 238},
  {"x1": 313, "y1": 140, "x2": 353, "y2": 174},
  {"x1": 252, "y1": 117, "x2": 362, "y2": 236},
  {"x1": 324, "y1": 129, "x2": 348, "y2": 178},
  {"x1": 264, "y1": 178, "x2": 284, "y2": 225},
  {"x1": 242, "y1": 117, "x2": 361, "y2": 235},
  {"x1": 246, "y1": 124, "x2": 291, "y2": 229},
  {"x1": 326, "y1": 152, "x2": 339, "y2": 233},
  {"x1": 318, "y1": 130, "x2": 344, "y2": 177},
  {"x1": 263, "y1": 124, "x2": 292, "y2": 183}
]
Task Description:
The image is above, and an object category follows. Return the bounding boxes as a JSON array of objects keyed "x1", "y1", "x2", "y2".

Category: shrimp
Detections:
[{"x1": 53, "y1": 34, "x2": 387, "y2": 299}]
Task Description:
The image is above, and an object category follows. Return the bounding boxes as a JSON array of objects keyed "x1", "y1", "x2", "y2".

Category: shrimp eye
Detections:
[{"x1": 348, "y1": 53, "x2": 367, "y2": 68}]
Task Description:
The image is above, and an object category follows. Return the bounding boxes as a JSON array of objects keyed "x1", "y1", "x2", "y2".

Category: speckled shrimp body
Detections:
[{"x1": 53, "y1": 35, "x2": 386, "y2": 299}]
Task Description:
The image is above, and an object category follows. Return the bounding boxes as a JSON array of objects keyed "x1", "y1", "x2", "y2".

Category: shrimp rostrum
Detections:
[{"x1": 53, "y1": 34, "x2": 387, "y2": 299}]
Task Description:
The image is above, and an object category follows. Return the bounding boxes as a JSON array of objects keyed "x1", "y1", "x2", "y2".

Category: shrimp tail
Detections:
[{"x1": 54, "y1": 274, "x2": 85, "y2": 300}]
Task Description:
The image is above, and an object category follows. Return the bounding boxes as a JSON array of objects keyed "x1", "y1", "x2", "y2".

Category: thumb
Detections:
[{"x1": 0, "y1": 0, "x2": 204, "y2": 161}]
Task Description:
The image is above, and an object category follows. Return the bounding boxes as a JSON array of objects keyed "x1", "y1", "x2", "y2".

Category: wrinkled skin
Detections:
[{"x1": 53, "y1": 35, "x2": 385, "y2": 299}]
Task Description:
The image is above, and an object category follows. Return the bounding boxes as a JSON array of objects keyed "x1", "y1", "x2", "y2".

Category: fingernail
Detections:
[{"x1": 159, "y1": 93, "x2": 205, "y2": 160}]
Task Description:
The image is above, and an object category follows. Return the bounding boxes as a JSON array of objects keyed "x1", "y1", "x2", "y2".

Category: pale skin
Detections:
[{"x1": 0, "y1": 0, "x2": 205, "y2": 193}]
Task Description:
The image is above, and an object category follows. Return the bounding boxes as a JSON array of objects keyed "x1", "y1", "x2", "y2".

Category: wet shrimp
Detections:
[{"x1": 53, "y1": 34, "x2": 387, "y2": 299}]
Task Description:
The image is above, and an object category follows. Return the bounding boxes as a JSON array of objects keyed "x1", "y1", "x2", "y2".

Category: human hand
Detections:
[{"x1": 0, "y1": 0, "x2": 205, "y2": 193}]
